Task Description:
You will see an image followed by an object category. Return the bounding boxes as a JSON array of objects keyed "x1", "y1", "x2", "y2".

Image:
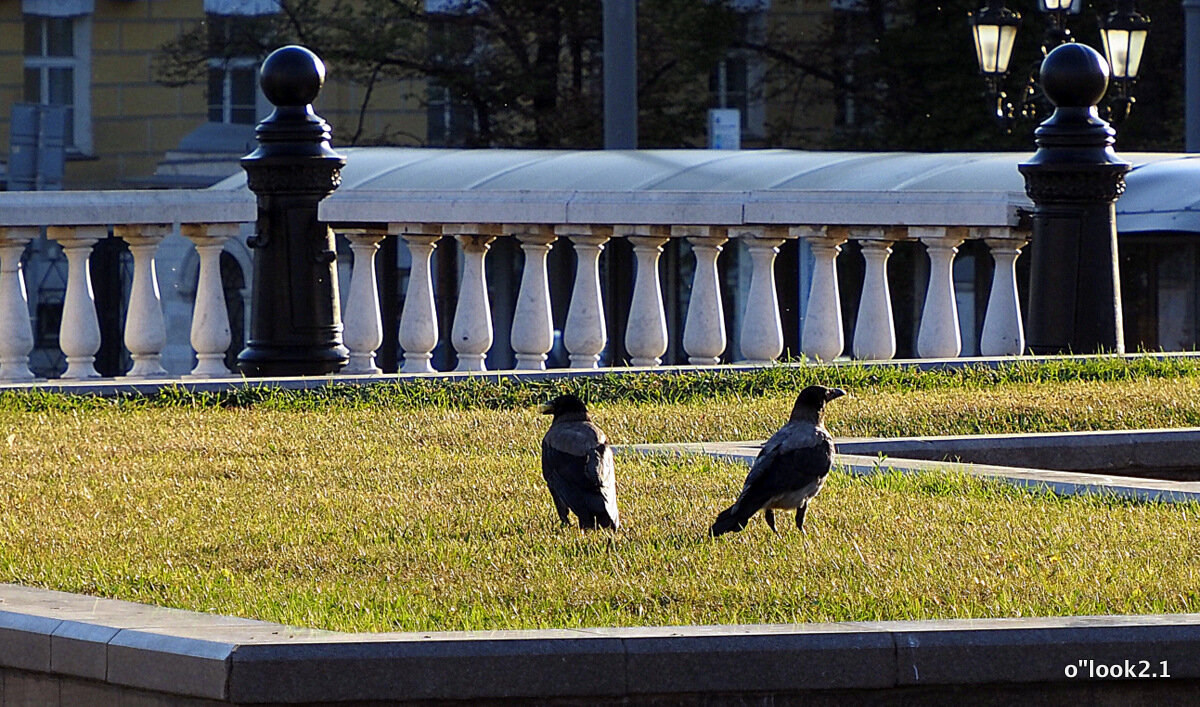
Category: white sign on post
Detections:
[{"x1": 708, "y1": 108, "x2": 741, "y2": 150}]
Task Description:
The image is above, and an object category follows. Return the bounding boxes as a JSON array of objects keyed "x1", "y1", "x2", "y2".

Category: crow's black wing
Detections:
[
  {"x1": 585, "y1": 442, "x2": 619, "y2": 528},
  {"x1": 541, "y1": 434, "x2": 618, "y2": 529},
  {"x1": 735, "y1": 438, "x2": 833, "y2": 509},
  {"x1": 712, "y1": 421, "x2": 833, "y2": 537}
]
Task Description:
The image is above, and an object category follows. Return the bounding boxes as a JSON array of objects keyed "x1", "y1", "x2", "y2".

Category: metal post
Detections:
[
  {"x1": 1018, "y1": 43, "x2": 1129, "y2": 355},
  {"x1": 1186, "y1": 0, "x2": 1200, "y2": 152},
  {"x1": 238, "y1": 45, "x2": 349, "y2": 376},
  {"x1": 603, "y1": 0, "x2": 637, "y2": 149}
]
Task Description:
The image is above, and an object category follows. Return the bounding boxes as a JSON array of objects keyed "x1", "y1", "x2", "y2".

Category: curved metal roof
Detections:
[{"x1": 214, "y1": 148, "x2": 1200, "y2": 233}]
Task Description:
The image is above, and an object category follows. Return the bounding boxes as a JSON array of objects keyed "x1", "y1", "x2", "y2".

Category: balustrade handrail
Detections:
[
  {"x1": 0, "y1": 190, "x2": 255, "y2": 226},
  {"x1": 319, "y1": 188, "x2": 1028, "y2": 228}
]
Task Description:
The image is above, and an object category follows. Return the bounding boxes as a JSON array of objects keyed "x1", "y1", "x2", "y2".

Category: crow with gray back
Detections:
[
  {"x1": 710, "y1": 385, "x2": 846, "y2": 537},
  {"x1": 537, "y1": 394, "x2": 620, "y2": 530}
]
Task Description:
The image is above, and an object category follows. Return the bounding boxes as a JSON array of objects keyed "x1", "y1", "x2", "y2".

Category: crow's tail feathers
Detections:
[{"x1": 709, "y1": 503, "x2": 753, "y2": 537}]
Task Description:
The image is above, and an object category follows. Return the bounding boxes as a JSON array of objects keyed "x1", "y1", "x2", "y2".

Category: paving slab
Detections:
[
  {"x1": 227, "y1": 635, "x2": 629, "y2": 704},
  {"x1": 0, "y1": 610, "x2": 58, "y2": 672},
  {"x1": 621, "y1": 432, "x2": 1200, "y2": 504}
]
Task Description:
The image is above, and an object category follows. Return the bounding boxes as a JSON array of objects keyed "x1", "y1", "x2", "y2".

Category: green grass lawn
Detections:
[{"x1": 1, "y1": 359, "x2": 1198, "y2": 632}]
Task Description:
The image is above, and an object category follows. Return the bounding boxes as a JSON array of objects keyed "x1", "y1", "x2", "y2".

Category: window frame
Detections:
[
  {"x1": 207, "y1": 56, "x2": 264, "y2": 125},
  {"x1": 205, "y1": 12, "x2": 271, "y2": 126},
  {"x1": 23, "y1": 12, "x2": 92, "y2": 156}
]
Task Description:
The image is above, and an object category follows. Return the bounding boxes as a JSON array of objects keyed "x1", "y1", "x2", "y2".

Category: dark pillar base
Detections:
[{"x1": 236, "y1": 343, "x2": 349, "y2": 377}]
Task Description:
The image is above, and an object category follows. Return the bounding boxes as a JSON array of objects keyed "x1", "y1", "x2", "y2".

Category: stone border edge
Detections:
[{"x1": 1, "y1": 586, "x2": 1199, "y2": 703}]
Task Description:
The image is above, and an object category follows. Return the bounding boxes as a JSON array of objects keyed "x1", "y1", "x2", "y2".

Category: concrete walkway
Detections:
[{"x1": 622, "y1": 428, "x2": 1200, "y2": 504}]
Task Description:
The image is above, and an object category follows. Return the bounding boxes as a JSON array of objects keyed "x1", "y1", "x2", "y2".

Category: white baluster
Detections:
[
  {"x1": 619, "y1": 226, "x2": 670, "y2": 367},
  {"x1": 797, "y1": 226, "x2": 847, "y2": 363},
  {"x1": 852, "y1": 229, "x2": 901, "y2": 361},
  {"x1": 0, "y1": 228, "x2": 38, "y2": 381},
  {"x1": 448, "y1": 224, "x2": 499, "y2": 372},
  {"x1": 738, "y1": 227, "x2": 789, "y2": 364},
  {"x1": 914, "y1": 226, "x2": 967, "y2": 359},
  {"x1": 340, "y1": 228, "x2": 386, "y2": 375},
  {"x1": 47, "y1": 226, "x2": 104, "y2": 379},
  {"x1": 394, "y1": 224, "x2": 442, "y2": 374},
  {"x1": 114, "y1": 224, "x2": 170, "y2": 378},
  {"x1": 509, "y1": 225, "x2": 556, "y2": 370},
  {"x1": 557, "y1": 225, "x2": 612, "y2": 368},
  {"x1": 181, "y1": 223, "x2": 236, "y2": 378},
  {"x1": 679, "y1": 226, "x2": 728, "y2": 365},
  {"x1": 980, "y1": 228, "x2": 1030, "y2": 356}
]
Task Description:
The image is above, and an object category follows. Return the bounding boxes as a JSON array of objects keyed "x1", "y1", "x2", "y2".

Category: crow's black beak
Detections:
[
  {"x1": 537, "y1": 402, "x2": 554, "y2": 414},
  {"x1": 826, "y1": 388, "x2": 847, "y2": 401}
]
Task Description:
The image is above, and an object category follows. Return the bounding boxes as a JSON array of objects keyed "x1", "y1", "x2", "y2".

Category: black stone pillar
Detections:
[
  {"x1": 237, "y1": 45, "x2": 349, "y2": 377},
  {"x1": 1018, "y1": 43, "x2": 1129, "y2": 355}
]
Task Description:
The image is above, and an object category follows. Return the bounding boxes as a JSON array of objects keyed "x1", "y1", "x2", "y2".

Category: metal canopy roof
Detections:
[
  {"x1": 324, "y1": 148, "x2": 1036, "y2": 193},
  {"x1": 213, "y1": 148, "x2": 1200, "y2": 233}
]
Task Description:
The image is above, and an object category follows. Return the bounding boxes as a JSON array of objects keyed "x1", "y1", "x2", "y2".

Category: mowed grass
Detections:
[{"x1": 0, "y1": 362, "x2": 1199, "y2": 631}]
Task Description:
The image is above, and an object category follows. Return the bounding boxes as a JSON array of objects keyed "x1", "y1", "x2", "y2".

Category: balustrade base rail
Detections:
[{"x1": 1, "y1": 352, "x2": 1196, "y2": 397}]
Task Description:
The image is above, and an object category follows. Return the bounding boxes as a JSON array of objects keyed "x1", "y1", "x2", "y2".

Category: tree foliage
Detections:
[
  {"x1": 157, "y1": 0, "x2": 742, "y2": 148},
  {"x1": 155, "y1": 0, "x2": 1186, "y2": 151}
]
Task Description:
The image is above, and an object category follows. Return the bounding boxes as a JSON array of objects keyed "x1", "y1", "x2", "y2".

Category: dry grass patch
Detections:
[{"x1": 1, "y1": 375, "x2": 1198, "y2": 632}]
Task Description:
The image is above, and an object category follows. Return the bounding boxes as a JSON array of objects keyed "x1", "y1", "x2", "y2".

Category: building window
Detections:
[
  {"x1": 205, "y1": 13, "x2": 271, "y2": 125},
  {"x1": 426, "y1": 84, "x2": 476, "y2": 146},
  {"x1": 207, "y1": 59, "x2": 259, "y2": 124},
  {"x1": 709, "y1": 10, "x2": 766, "y2": 141},
  {"x1": 23, "y1": 13, "x2": 91, "y2": 154},
  {"x1": 425, "y1": 8, "x2": 478, "y2": 146}
]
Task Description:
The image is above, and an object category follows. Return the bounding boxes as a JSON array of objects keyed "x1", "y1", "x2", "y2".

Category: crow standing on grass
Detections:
[
  {"x1": 537, "y1": 394, "x2": 620, "y2": 530},
  {"x1": 710, "y1": 385, "x2": 846, "y2": 537}
]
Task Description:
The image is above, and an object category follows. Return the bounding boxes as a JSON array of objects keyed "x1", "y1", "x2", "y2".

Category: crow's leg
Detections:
[
  {"x1": 550, "y1": 492, "x2": 570, "y2": 526},
  {"x1": 795, "y1": 504, "x2": 808, "y2": 532},
  {"x1": 764, "y1": 509, "x2": 777, "y2": 534}
]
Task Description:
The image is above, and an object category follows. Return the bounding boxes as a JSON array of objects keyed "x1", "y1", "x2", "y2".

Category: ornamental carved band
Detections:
[
  {"x1": 1020, "y1": 165, "x2": 1128, "y2": 204},
  {"x1": 244, "y1": 163, "x2": 343, "y2": 196}
]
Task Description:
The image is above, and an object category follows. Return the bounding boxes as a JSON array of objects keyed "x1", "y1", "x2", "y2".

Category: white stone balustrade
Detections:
[
  {"x1": 980, "y1": 228, "x2": 1031, "y2": 356},
  {"x1": 678, "y1": 226, "x2": 728, "y2": 365},
  {"x1": 619, "y1": 225, "x2": 670, "y2": 367},
  {"x1": 0, "y1": 228, "x2": 38, "y2": 381},
  {"x1": 393, "y1": 223, "x2": 442, "y2": 374},
  {"x1": 558, "y1": 225, "x2": 612, "y2": 368},
  {"x1": 852, "y1": 229, "x2": 903, "y2": 362},
  {"x1": 738, "y1": 227, "x2": 790, "y2": 365},
  {"x1": 448, "y1": 224, "x2": 500, "y2": 372},
  {"x1": 798, "y1": 226, "x2": 846, "y2": 363},
  {"x1": 340, "y1": 227, "x2": 387, "y2": 375},
  {"x1": 0, "y1": 185, "x2": 1038, "y2": 387},
  {"x1": 915, "y1": 226, "x2": 968, "y2": 359},
  {"x1": 510, "y1": 225, "x2": 557, "y2": 371},
  {"x1": 181, "y1": 223, "x2": 238, "y2": 378},
  {"x1": 47, "y1": 226, "x2": 105, "y2": 379},
  {"x1": 115, "y1": 224, "x2": 170, "y2": 378}
]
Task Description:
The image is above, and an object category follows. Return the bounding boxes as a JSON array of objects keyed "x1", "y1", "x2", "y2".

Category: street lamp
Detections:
[
  {"x1": 968, "y1": 0, "x2": 1150, "y2": 130},
  {"x1": 1100, "y1": 0, "x2": 1151, "y2": 123}
]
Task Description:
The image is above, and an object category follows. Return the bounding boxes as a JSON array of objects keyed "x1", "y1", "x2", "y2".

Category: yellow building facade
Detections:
[{"x1": 0, "y1": 0, "x2": 426, "y2": 190}]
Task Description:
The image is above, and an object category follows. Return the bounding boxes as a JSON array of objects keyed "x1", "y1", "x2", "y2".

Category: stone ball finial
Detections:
[
  {"x1": 259, "y1": 45, "x2": 326, "y2": 107},
  {"x1": 1040, "y1": 43, "x2": 1109, "y2": 109}
]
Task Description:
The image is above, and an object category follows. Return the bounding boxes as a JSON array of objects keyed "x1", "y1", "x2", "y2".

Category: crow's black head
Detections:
[
  {"x1": 790, "y1": 385, "x2": 846, "y2": 422},
  {"x1": 537, "y1": 394, "x2": 589, "y2": 420}
]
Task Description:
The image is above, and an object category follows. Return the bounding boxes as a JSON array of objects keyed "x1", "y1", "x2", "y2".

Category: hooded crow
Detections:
[
  {"x1": 537, "y1": 394, "x2": 620, "y2": 530},
  {"x1": 710, "y1": 385, "x2": 846, "y2": 537}
]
